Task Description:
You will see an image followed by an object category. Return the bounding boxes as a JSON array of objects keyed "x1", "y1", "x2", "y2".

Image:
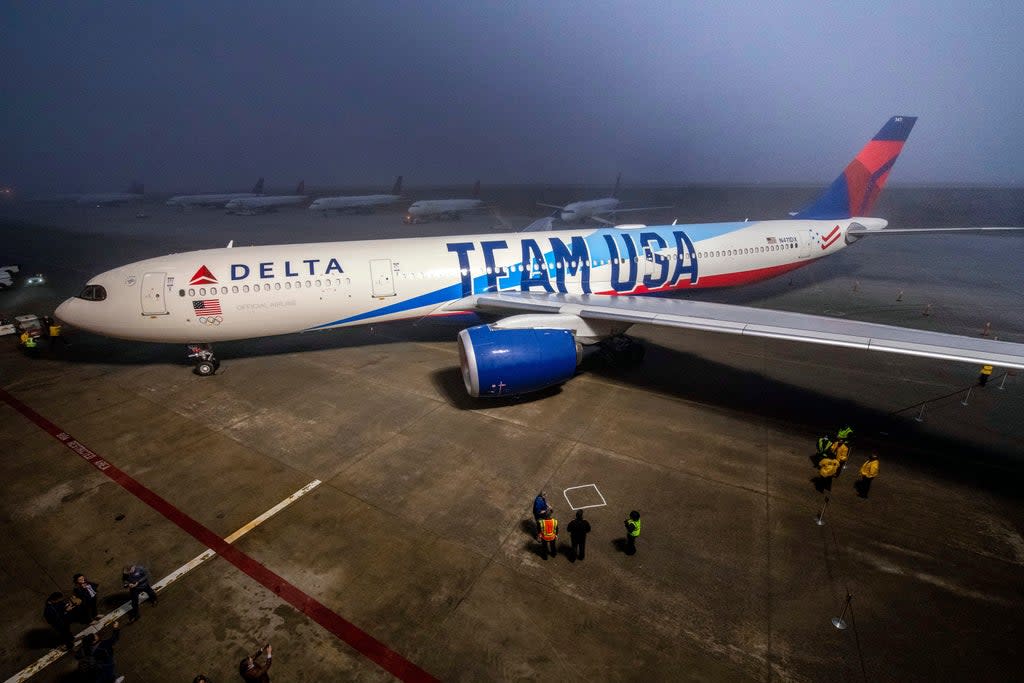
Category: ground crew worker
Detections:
[
  {"x1": 532, "y1": 491, "x2": 552, "y2": 534},
  {"x1": 816, "y1": 434, "x2": 833, "y2": 461},
  {"x1": 831, "y1": 438, "x2": 850, "y2": 476},
  {"x1": 624, "y1": 510, "x2": 641, "y2": 555},
  {"x1": 979, "y1": 365, "x2": 993, "y2": 386},
  {"x1": 837, "y1": 426, "x2": 854, "y2": 441},
  {"x1": 47, "y1": 317, "x2": 66, "y2": 346},
  {"x1": 537, "y1": 511, "x2": 558, "y2": 559},
  {"x1": 857, "y1": 453, "x2": 880, "y2": 498},
  {"x1": 21, "y1": 330, "x2": 38, "y2": 355},
  {"x1": 817, "y1": 454, "x2": 839, "y2": 492}
]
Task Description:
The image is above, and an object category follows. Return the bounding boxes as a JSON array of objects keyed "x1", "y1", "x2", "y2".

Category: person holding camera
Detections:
[
  {"x1": 121, "y1": 564, "x2": 157, "y2": 621},
  {"x1": 239, "y1": 643, "x2": 273, "y2": 681}
]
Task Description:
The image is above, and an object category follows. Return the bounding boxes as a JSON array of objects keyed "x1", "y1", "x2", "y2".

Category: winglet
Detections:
[
  {"x1": 392, "y1": 175, "x2": 403, "y2": 194},
  {"x1": 296, "y1": 180, "x2": 305, "y2": 195},
  {"x1": 612, "y1": 173, "x2": 621, "y2": 198},
  {"x1": 794, "y1": 116, "x2": 917, "y2": 219},
  {"x1": 252, "y1": 177, "x2": 264, "y2": 194}
]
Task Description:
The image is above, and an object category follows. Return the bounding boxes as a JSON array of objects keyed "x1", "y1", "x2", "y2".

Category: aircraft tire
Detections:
[{"x1": 195, "y1": 360, "x2": 217, "y2": 376}]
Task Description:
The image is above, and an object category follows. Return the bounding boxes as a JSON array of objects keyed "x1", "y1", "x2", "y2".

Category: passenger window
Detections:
[
  {"x1": 199, "y1": 288, "x2": 206, "y2": 296},
  {"x1": 179, "y1": 289, "x2": 185, "y2": 297},
  {"x1": 189, "y1": 288, "x2": 195, "y2": 296},
  {"x1": 274, "y1": 282, "x2": 281, "y2": 290},
  {"x1": 232, "y1": 286, "x2": 238, "y2": 293},
  {"x1": 243, "y1": 285, "x2": 250, "y2": 293},
  {"x1": 285, "y1": 282, "x2": 291, "y2": 289}
]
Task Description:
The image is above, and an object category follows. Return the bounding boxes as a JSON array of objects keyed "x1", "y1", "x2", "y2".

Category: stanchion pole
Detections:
[
  {"x1": 832, "y1": 592, "x2": 853, "y2": 630},
  {"x1": 961, "y1": 386, "x2": 973, "y2": 406},
  {"x1": 815, "y1": 494, "x2": 830, "y2": 526},
  {"x1": 914, "y1": 403, "x2": 925, "y2": 422},
  {"x1": 999, "y1": 373, "x2": 1008, "y2": 391}
]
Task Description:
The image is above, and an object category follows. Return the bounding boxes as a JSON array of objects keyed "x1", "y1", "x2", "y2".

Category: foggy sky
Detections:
[{"x1": 2, "y1": 1, "x2": 1022, "y2": 193}]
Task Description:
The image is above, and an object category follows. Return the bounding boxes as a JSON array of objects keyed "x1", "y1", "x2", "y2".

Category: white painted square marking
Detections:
[{"x1": 563, "y1": 484, "x2": 606, "y2": 510}]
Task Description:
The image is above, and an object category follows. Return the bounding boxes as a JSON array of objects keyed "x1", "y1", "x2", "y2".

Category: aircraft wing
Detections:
[
  {"x1": 604, "y1": 205, "x2": 674, "y2": 214},
  {"x1": 537, "y1": 202, "x2": 566, "y2": 210},
  {"x1": 463, "y1": 291, "x2": 1024, "y2": 370}
]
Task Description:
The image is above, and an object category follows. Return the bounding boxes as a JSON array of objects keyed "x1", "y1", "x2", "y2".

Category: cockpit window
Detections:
[{"x1": 77, "y1": 284, "x2": 107, "y2": 301}]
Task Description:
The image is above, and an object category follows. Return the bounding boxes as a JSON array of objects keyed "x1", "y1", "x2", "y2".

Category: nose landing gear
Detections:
[{"x1": 187, "y1": 344, "x2": 220, "y2": 376}]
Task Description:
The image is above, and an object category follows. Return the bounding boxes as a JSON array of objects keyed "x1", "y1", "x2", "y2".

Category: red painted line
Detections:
[{"x1": 0, "y1": 387, "x2": 437, "y2": 683}]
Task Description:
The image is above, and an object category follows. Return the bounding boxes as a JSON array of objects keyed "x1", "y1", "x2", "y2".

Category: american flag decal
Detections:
[{"x1": 193, "y1": 299, "x2": 222, "y2": 316}]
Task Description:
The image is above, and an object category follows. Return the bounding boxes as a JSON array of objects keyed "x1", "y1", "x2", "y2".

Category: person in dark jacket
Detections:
[
  {"x1": 43, "y1": 591, "x2": 75, "y2": 650},
  {"x1": 72, "y1": 573, "x2": 100, "y2": 623},
  {"x1": 77, "y1": 621, "x2": 121, "y2": 682},
  {"x1": 566, "y1": 510, "x2": 592, "y2": 562},
  {"x1": 239, "y1": 643, "x2": 273, "y2": 681}
]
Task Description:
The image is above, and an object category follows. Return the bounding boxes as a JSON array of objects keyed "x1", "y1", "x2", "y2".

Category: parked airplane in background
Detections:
[
  {"x1": 166, "y1": 178, "x2": 264, "y2": 209},
  {"x1": 539, "y1": 174, "x2": 671, "y2": 224},
  {"x1": 55, "y1": 116, "x2": 1024, "y2": 400},
  {"x1": 308, "y1": 176, "x2": 403, "y2": 214},
  {"x1": 225, "y1": 181, "x2": 306, "y2": 215},
  {"x1": 404, "y1": 180, "x2": 485, "y2": 223},
  {"x1": 75, "y1": 182, "x2": 145, "y2": 206}
]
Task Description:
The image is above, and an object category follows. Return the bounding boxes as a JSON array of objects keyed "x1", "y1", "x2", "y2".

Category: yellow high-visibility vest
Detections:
[
  {"x1": 627, "y1": 518, "x2": 642, "y2": 537},
  {"x1": 539, "y1": 518, "x2": 557, "y2": 541},
  {"x1": 860, "y1": 460, "x2": 879, "y2": 478}
]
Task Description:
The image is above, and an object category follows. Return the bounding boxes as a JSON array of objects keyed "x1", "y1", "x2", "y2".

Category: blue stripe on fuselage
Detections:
[{"x1": 309, "y1": 222, "x2": 748, "y2": 328}]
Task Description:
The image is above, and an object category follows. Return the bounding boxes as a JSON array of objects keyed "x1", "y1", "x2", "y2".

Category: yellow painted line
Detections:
[{"x1": 5, "y1": 479, "x2": 322, "y2": 683}]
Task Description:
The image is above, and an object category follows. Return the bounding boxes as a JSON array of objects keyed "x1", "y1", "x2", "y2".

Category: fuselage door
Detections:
[
  {"x1": 369, "y1": 259, "x2": 396, "y2": 297},
  {"x1": 140, "y1": 272, "x2": 168, "y2": 315},
  {"x1": 797, "y1": 231, "x2": 811, "y2": 258}
]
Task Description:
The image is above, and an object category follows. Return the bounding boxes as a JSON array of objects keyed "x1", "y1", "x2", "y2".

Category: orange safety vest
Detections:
[{"x1": 538, "y1": 518, "x2": 557, "y2": 541}]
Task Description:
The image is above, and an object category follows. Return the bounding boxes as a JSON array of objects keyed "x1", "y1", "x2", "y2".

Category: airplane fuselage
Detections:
[
  {"x1": 55, "y1": 218, "x2": 878, "y2": 344},
  {"x1": 225, "y1": 195, "x2": 306, "y2": 214},
  {"x1": 404, "y1": 198, "x2": 484, "y2": 223},
  {"x1": 561, "y1": 197, "x2": 619, "y2": 222},
  {"x1": 167, "y1": 193, "x2": 261, "y2": 208},
  {"x1": 308, "y1": 194, "x2": 400, "y2": 212}
]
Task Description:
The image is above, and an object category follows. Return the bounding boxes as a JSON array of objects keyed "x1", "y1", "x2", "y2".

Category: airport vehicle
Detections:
[
  {"x1": 55, "y1": 116, "x2": 1024, "y2": 394},
  {"x1": 309, "y1": 176, "x2": 403, "y2": 214},
  {"x1": 75, "y1": 182, "x2": 145, "y2": 206},
  {"x1": 24, "y1": 273, "x2": 46, "y2": 286},
  {"x1": 166, "y1": 178, "x2": 265, "y2": 209},
  {"x1": 225, "y1": 181, "x2": 306, "y2": 215},
  {"x1": 538, "y1": 174, "x2": 671, "y2": 224},
  {"x1": 404, "y1": 180, "x2": 484, "y2": 223}
]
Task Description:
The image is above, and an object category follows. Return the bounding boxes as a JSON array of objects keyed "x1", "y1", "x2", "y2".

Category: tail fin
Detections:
[
  {"x1": 612, "y1": 173, "x2": 621, "y2": 198},
  {"x1": 296, "y1": 180, "x2": 305, "y2": 195},
  {"x1": 794, "y1": 116, "x2": 917, "y2": 219},
  {"x1": 392, "y1": 175, "x2": 403, "y2": 194},
  {"x1": 252, "y1": 177, "x2": 264, "y2": 194},
  {"x1": 471, "y1": 180, "x2": 480, "y2": 198}
]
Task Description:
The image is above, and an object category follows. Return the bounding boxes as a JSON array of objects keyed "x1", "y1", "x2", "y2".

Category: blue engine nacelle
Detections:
[{"x1": 457, "y1": 324, "x2": 580, "y2": 397}]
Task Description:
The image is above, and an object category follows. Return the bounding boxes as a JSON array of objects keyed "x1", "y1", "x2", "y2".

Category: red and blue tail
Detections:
[{"x1": 794, "y1": 116, "x2": 917, "y2": 219}]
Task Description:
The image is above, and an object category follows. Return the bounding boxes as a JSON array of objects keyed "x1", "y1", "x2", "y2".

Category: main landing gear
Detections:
[
  {"x1": 187, "y1": 343, "x2": 220, "y2": 376},
  {"x1": 594, "y1": 334, "x2": 646, "y2": 367}
]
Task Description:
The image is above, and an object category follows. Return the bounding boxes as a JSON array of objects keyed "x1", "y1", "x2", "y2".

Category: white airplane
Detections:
[
  {"x1": 308, "y1": 176, "x2": 403, "y2": 215},
  {"x1": 404, "y1": 180, "x2": 485, "y2": 223},
  {"x1": 55, "y1": 116, "x2": 1024, "y2": 399},
  {"x1": 538, "y1": 174, "x2": 672, "y2": 224},
  {"x1": 166, "y1": 178, "x2": 264, "y2": 209},
  {"x1": 74, "y1": 182, "x2": 145, "y2": 206},
  {"x1": 225, "y1": 181, "x2": 306, "y2": 215}
]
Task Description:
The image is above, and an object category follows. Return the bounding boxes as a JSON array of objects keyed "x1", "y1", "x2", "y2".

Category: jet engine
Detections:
[{"x1": 457, "y1": 324, "x2": 580, "y2": 397}]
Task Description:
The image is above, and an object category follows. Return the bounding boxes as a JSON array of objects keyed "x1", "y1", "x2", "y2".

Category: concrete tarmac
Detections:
[{"x1": 1, "y1": 201, "x2": 1022, "y2": 682}]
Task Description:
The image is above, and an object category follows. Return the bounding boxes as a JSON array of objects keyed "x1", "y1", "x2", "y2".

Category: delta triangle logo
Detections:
[{"x1": 189, "y1": 265, "x2": 218, "y2": 286}]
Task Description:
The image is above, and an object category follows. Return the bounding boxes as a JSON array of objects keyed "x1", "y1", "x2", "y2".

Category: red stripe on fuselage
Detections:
[{"x1": 594, "y1": 259, "x2": 811, "y2": 295}]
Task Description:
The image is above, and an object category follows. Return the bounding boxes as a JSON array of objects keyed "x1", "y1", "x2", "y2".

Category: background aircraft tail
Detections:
[
  {"x1": 252, "y1": 177, "x2": 264, "y2": 194},
  {"x1": 392, "y1": 175, "x2": 403, "y2": 194},
  {"x1": 296, "y1": 180, "x2": 305, "y2": 195},
  {"x1": 472, "y1": 180, "x2": 480, "y2": 198},
  {"x1": 612, "y1": 172, "x2": 621, "y2": 198},
  {"x1": 129, "y1": 181, "x2": 144, "y2": 195},
  {"x1": 794, "y1": 116, "x2": 917, "y2": 219}
]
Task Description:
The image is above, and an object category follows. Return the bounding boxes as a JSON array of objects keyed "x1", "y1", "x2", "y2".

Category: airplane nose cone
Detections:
[{"x1": 54, "y1": 298, "x2": 77, "y2": 327}]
